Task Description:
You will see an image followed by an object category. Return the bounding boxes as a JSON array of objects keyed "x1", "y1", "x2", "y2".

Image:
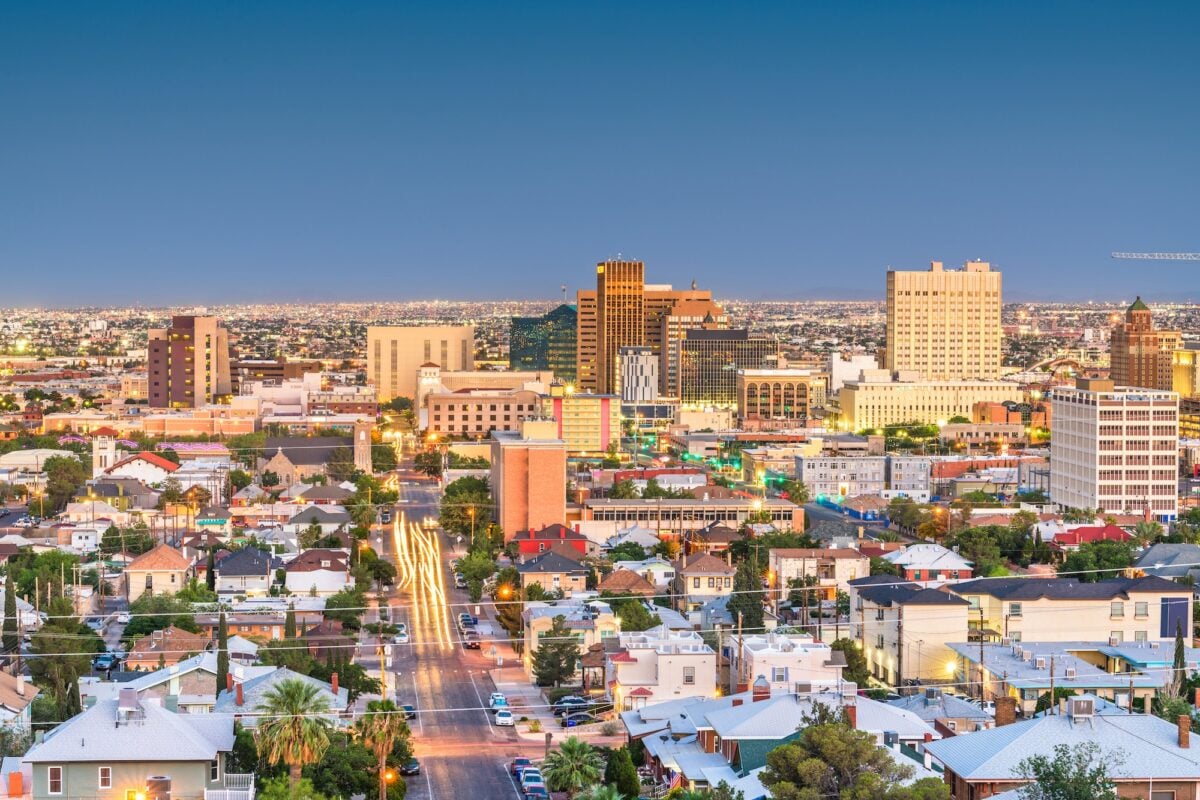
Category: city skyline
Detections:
[{"x1": 3, "y1": 2, "x2": 1199, "y2": 305}]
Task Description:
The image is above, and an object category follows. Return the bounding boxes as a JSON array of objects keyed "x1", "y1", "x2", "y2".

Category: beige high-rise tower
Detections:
[
  {"x1": 883, "y1": 260, "x2": 1002, "y2": 380},
  {"x1": 367, "y1": 325, "x2": 474, "y2": 402}
]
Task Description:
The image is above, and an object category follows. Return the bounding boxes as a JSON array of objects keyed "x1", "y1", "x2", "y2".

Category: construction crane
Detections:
[{"x1": 1112, "y1": 252, "x2": 1200, "y2": 261}]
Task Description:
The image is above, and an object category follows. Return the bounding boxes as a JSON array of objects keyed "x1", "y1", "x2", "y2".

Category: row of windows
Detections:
[{"x1": 47, "y1": 761, "x2": 221, "y2": 794}]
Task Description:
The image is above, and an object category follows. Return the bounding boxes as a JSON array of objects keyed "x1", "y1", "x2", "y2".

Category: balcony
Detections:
[{"x1": 205, "y1": 773, "x2": 255, "y2": 800}]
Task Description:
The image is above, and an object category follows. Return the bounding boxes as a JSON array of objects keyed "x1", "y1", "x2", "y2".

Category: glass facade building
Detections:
[{"x1": 510, "y1": 304, "x2": 578, "y2": 382}]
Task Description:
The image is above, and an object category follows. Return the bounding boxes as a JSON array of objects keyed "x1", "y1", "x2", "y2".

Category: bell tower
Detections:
[{"x1": 353, "y1": 419, "x2": 374, "y2": 475}]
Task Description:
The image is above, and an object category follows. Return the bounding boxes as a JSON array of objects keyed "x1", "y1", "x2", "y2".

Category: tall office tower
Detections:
[
  {"x1": 147, "y1": 315, "x2": 234, "y2": 408},
  {"x1": 1110, "y1": 297, "x2": 1182, "y2": 390},
  {"x1": 660, "y1": 299, "x2": 728, "y2": 396},
  {"x1": 510, "y1": 304, "x2": 578, "y2": 382},
  {"x1": 367, "y1": 325, "x2": 474, "y2": 403},
  {"x1": 618, "y1": 346, "x2": 659, "y2": 404},
  {"x1": 883, "y1": 260, "x2": 1002, "y2": 380},
  {"x1": 575, "y1": 289, "x2": 599, "y2": 391},
  {"x1": 678, "y1": 329, "x2": 780, "y2": 408},
  {"x1": 1051, "y1": 377, "x2": 1179, "y2": 522}
]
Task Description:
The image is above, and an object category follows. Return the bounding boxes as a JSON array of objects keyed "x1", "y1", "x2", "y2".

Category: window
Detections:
[
  {"x1": 966, "y1": 596, "x2": 980, "y2": 610},
  {"x1": 683, "y1": 667, "x2": 696, "y2": 685},
  {"x1": 1135, "y1": 630, "x2": 1148, "y2": 644},
  {"x1": 1110, "y1": 631, "x2": 1123, "y2": 643},
  {"x1": 707, "y1": 577, "x2": 716, "y2": 588},
  {"x1": 1135, "y1": 601, "x2": 1149, "y2": 618},
  {"x1": 99, "y1": 767, "x2": 112, "y2": 789},
  {"x1": 211, "y1": 758, "x2": 220, "y2": 781},
  {"x1": 1110, "y1": 601, "x2": 1125, "y2": 618},
  {"x1": 693, "y1": 578, "x2": 700, "y2": 589},
  {"x1": 945, "y1": 720, "x2": 957, "y2": 731},
  {"x1": 771, "y1": 667, "x2": 786, "y2": 682},
  {"x1": 1150, "y1": 791, "x2": 1177, "y2": 800},
  {"x1": 1008, "y1": 602, "x2": 1022, "y2": 618},
  {"x1": 875, "y1": 635, "x2": 884, "y2": 649},
  {"x1": 48, "y1": 767, "x2": 63, "y2": 795}
]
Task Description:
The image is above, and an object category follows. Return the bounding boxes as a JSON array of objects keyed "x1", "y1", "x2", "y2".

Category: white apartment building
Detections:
[
  {"x1": 795, "y1": 456, "x2": 886, "y2": 500},
  {"x1": 837, "y1": 371, "x2": 1024, "y2": 431},
  {"x1": 888, "y1": 455, "x2": 932, "y2": 494},
  {"x1": 618, "y1": 346, "x2": 659, "y2": 404},
  {"x1": 727, "y1": 632, "x2": 846, "y2": 695},
  {"x1": 606, "y1": 627, "x2": 716, "y2": 709},
  {"x1": 766, "y1": 548, "x2": 869, "y2": 614},
  {"x1": 1051, "y1": 378, "x2": 1179, "y2": 521}
]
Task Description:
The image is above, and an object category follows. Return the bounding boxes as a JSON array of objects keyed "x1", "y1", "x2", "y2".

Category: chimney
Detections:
[
  {"x1": 752, "y1": 675, "x2": 770, "y2": 703},
  {"x1": 574, "y1": 524, "x2": 580, "y2": 534},
  {"x1": 332, "y1": 672, "x2": 339, "y2": 696},
  {"x1": 731, "y1": 698, "x2": 743, "y2": 707},
  {"x1": 682, "y1": 552, "x2": 688, "y2": 569},
  {"x1": 16, "y1": 674, "x2": 24, "y2": 697},
  {"x1": 1194, "y1": 687, "x2": 1200, "y2": 707},
  {"x1": 235, "y1": 683, "x2": 244, "y2": 707},
  {"x1": 226, "y1": 674, "x2": 234, "y2": 692},
  {"x1": 726, "y1": 550, "x2": 732, "y2": 566},
  {"x1": 994, "y1": 696, "x2": 1017, "y2": 727},
  {"x1": 1180, "y1": 715, "x2": 1191, "y2": 749},
  {"x1": 846, "y1": 702, "x2": 857, "y2": 729},
  {"x1": 923, "y1": 732, "x2": 933, "y2": 743},
  {"x1": 560, "y1": 528, "x2": 566, "y2": 540}
]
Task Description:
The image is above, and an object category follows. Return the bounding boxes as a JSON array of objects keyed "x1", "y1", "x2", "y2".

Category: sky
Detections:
[{"x1": 1, "y1": 1, "x2": 1198, "y2": 306}]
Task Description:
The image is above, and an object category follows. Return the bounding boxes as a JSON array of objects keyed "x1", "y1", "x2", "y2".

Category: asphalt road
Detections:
[{"x1": 376, "y1": 472, "x2": 533, "y2": 800}]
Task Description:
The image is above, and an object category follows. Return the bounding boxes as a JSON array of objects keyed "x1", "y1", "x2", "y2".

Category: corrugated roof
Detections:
[{"x1": 126, "y1": 543, "x2": 190, "y2": 572}]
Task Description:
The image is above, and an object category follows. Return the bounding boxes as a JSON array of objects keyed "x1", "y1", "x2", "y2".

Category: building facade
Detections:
[
  {"x1": 147, "y1": 315, "x2": 234, "y2": 408},
  {"x1": 1110, "y1": 297, "x2": 1181, "y2": 390},
  {"x1": 425, "y1": 388, "x2": 542, "y2": 439},
  {"x1": 678, "y1": 329, "x2": 779, "y2": 408},
  {"x1": 838, "y1": 373, "x2": 1024, "y2": 431},
  {"x1": 618, "y1": 346, "x2": 659, "y2": 404},
  {"x1": 510, "y1": 303, "x2": 578, "y2": 382},
  {"x1": 796, "y1": 456, "x2": 887, "y2": 500},
  {"x1": 367, "y1": 325, "x2": 474, "y2": 402},
  {"x1": 737, "y1": 368, "x2": 828, "y2": 424},
  {"x1": 490, "y1": 420, "x2": 568, "y2": 536},
  {"x1": 883, "y1": 260, "x2": 1002, "y2": 380},
  {"x1": 544, "y1": 383, "x2": 622, "y2": 454}
]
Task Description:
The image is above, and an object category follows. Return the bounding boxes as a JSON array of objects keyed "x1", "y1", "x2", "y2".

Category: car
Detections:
[
  {"x1": 401, "y1": 704, "x2": 417, "y2": 720},
  {"x1": 495, "y1": 709, "x2": 515, "y2": 726},
  {"x1": 458, "y1": 612, "x2": 478, "y2": 625},
  {"x1": 116, "y1": 613, "x2": 130, "y2": 625},
  {"x1": 399, "y1": 759, "x2": 420, "y2": 776},
  {"x1": 523, "y1": 786, "x2": 549, "y2": 799},
  {"x1": 454, "y1": 576, "x2": 468, "y2": 589},
  {"x1": 380, "y1": 510, "x2": 392, "y2": 524},
  {"x1": 395, "y1": 622, "x2": 408, "y2": 634},
  {"x1": 560, "y1": 712, "x2": 597, "y2": 728},
  {"x1": 489, "y1": 692, "x2": 508, "y2": 709},
  {"x1": 85, "y1": 617, "x2": 105, "y2": 632},
  {"x1": 463, "y1": 631, "x2": 481, "y2": 649},
  {"x1": 520, "y1": 769, "x2": 543, "y2": 790},
  {"x1": 552, "y1": 697, "x2": 590, "y2": 716},
  {"x1": 509, "y1": 757, "x2": 534, "y2": 777},
  {"x1": 393, "y1": 631, "x2": 410, "y2": 644},
  {"x1": 91, "y1": 653, "x2": 119, "y2": 671}
]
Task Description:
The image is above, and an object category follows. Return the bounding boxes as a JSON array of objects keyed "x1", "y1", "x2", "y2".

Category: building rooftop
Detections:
[{"x1": 950, "y1": 575, "x2": 1188, "y2": 601}]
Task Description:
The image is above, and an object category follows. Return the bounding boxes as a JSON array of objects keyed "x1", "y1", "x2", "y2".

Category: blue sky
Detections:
[{"x1": 1, "y1": 1, "x2": 1198, "y2": 306}]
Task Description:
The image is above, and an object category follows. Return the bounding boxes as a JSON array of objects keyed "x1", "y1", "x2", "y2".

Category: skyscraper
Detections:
[
  {"x1": 677, "y1": 329, "x2": 780, "y2": 408},
  {"x1": 147, "y1": 315, "x2": 234, "y2": 408},
  {"x1": 510, "y1": 304, "x2": 577, "y2": 382},
  {"x1": 883, "y1": 260, "x2": 1002, "y2": 380},
  {"x1": 1110, "y1": 297, "x2": 1182, "y2": 390},
  {"x1": 367, "y1": 325, "x2": 474, "y2": 402}
]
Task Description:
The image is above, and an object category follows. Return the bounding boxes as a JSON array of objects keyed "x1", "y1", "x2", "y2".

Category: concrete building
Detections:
[
  {"x1": 425, "y1": 387, "x2": 542, "y2": 439},
  {"x1": 606, "y1": 627, "x2": 717, "y2": 709},
  {"x1": 367, "y1": 325, "x2": 474, "y2": 402},
  {"x1": 828, "y1": 353, "x2": 881, "y2": 393},
  {"x1": 124, "y1": 544, "x2": 191, "y2": 603},
  {"x1": 766, "y1": 548, "x2": 869, "y2": 613},
  {"x1": 522, "y1": 599, "x2": 620, "y2": 677},
  {"x1": 543, "y1": 382, "x2": 622, "y2": 454},
  {"x1": 727, "y1": 632, "x2": 846, "y2": 695},
  {"x1": 888, "y1": 455, "x2": 932, "y2": 494},
  {"x1": 796, "y1": 456, "x2": 887, "y2": 500},
  {"x1": 1050, "y1": 377, "x2": 1179, "y2": 521},
  {"x1": 582, "y1": 497, "x2": 803, "y2": 535},
  {"x1": 883, "y1": 260, "x2": 1002, "y2": 380},
  {"x1": 618, "y1": 346, "x2": 659, "y2": 404},
  {"x1": 510, "y1": 303, "x2": 578, "y2": 382},
  {"x1": 672, "y1": 553, "x2": 736, "y2": 613},
  {"x1": 1171, "y1": 345, "x2": 1200, "y2": 398},
  {"x1": 490, "y1": 420, "x2": 567, "y2": 537},
  {"x1": 837, "y1": 372, "x2": 1024, "y2": 431},
  {"x1": 678, "y1": 329, "x2": 779, "y2": 409},
  {"x1": 1110, "y1": 297, "x2": 1182, "y2": 390},
  {"x1": 660, "y1": 298, "x2": 728, "y2": 396},
  {"x1": 736, "y1": 368, "x2": 828, "y2": 424},
  {"x1": 147, "y1": 315, "x2": 234, "y2": 408},
  {"x1": 849, "y1": 577, "x2": 970, "y2": 686}
]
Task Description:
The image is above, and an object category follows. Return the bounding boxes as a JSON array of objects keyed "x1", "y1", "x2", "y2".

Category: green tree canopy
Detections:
[
  {"x1": 532, "y1": 615, "x2": 581, "y2": 687},
  {"x1": 1014, "y1": 742, "x2": 1119, "y2": 800},
  {"x1": 1059, "y1": 539, "x2": 1133, "y2": 582}
]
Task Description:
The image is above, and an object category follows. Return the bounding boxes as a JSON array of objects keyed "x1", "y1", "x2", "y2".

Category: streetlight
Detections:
[{"x1": 468, "y1": 507, "x2": 476, "y2": 543}]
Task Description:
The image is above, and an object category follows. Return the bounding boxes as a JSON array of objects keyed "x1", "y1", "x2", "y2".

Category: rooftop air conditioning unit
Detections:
[
  {"x1": 1109, "y1": 636, "x2": 1120, "y2": 646},
  {"x1": 1068, "y1": 698, "x2": 1094, "y2": 719},
  {"x1": 1035, "y1": 657, "x2": 1047, "y2": 670},
  {"x1": 1001, "y1": 637, "x2": 1012, "y2": 647},
  {"x1": 1065, "y1": 667, "x2": 1077, "y2": 680}
]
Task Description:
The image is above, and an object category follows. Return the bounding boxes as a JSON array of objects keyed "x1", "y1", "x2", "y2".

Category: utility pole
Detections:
[
  {"x1": 736, "y1": 612, "x2": 745, "y2": 692},
  {"x1": 977, "y1": 607, "x2": 986, "y2": 699},
  {"x1": 1048, "y1": 655, "x2": 1056, "y2": 714}
]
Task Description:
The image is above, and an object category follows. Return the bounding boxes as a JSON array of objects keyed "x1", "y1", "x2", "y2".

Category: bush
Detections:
[
  {"x1": 527, "y1": 719, "x2": 542, "y2": 733},
  {"x1": 600, "y1": 721, "x2": 620, "y2": 736}
]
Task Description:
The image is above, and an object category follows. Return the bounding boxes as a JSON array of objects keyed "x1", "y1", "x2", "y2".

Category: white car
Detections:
[
  {"x1": 393, "y1": 631, "x2": 410, "y2": 645},
  {"x1": 116, "y1": 613, "x2": 130, "y2": 625},
  {"x1": 495, "y1": 709, "x2": 515, "y2": 726}
]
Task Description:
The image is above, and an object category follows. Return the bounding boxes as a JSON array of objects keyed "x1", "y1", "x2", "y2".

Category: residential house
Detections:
[
  {"x1": 511, "y1": 523, "x2": 595, "y2": 558},
  {"x1": 60, "y1": 499, "x2": 130, "y2": 527},
  {"x1": 126, "y1": 625, "x2": 211, "y2": 670},
  {"x1": 926, "y1": 698, "x2": 1200, "y2": 799},
  {"x1": 257, "y1": 436, "x2": 352, "y2": 486},
  {"x1": 613, "y1": 556, "x2": 676, "y2": 590},
  {"x1": 849, "y1": 576, "x2": 970, "y2": 686},
  {"x1": 605, "y1": 626, "x2": 716, "y2": 709},
  {"x1": 80, "y1": 655, "x2": 273, "y2": 714},
  {"x1": 285, "y1": 506, "x2": 351, "y2": 540},
  {"x1": 887, "y1": 688, "x2": 994, "y2": 736},
  {"x1": 76, "y1": 477, "x2": 158, "y2": 511},
  {"x1": 598, "y1": 569, "x2": 659, "y2": 597},
  {"x1": 214, "y1": 667, "x2": 350, "y2": 728},
  {"x1": 195, "y1": 505, "x2": 233, "y2": 536},
  {"x1": 124, "y1": 544, "x2": 191, "y2": 603},
  {"x1": 103, "y1": 450, "x2": 180, "y2": 486},
  {"x1": 672, "y1": 553, "x2": 736, "y2": 613},
  {"x1": 727, "y1": 632, "x2": 846, "y2": 695},
  {"x1": 884, "y1": 543, "x2": 974, "y2": 582},
  {"x1": 214, "y1": 547, "x2": 275, "y2": 597},
  {"x1": 516, "y1": 547, "x2": 589, "y2": 597},
  {"x1": 17, "y1": 691, "x2": 250, "y2": 800},
  {"x1": 0, "y1": 673, "x2": 39, "y2": 732},
  {"x1": 766, "y1": 548, "x2": 869, "y2": 614},
  {"x1": 522, "y1": 599, "x2": 620, "y2": 677},
  {"x1": 284, "y1": 548, "x2": 350, "y2": 596},
  {"x1": 1048, "y1": 523, "x2": 1133, "y2": 557},
  {"x1": 603, "y1": 525, "x2": 660, "y2": 552},
  {"x1": 292, "y1": 484, "x2": 354, "y2": 505},
  {"x1": 686, "y1": 523, "x2": 743, "y2": 555},
  {"x1": 195, "y1": 612, "x2": 289, "y2": 642},
  {"x1": 1131, "y1": 543, "x2": 1200, "y2": 584},
  {"x1": 948, "y1": 576, "x2": 1193, "y2": 645}
]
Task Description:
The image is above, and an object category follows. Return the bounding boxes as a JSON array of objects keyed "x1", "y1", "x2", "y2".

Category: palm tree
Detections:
[
  {"x1": 577, "y1": 786, "x2": 623, "y2": 800},
  {"x1": 543, "y1": 736, "x2": 604, "y2": 798},
  {"x1": 255, "y1": 678, "x2": 334, "y2": 789},
  {"x1": 353, "y1": 699, "x2": 410, "y2": 800}
]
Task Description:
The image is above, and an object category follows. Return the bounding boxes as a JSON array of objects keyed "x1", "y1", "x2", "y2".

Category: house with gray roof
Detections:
[
  {"x1": 1133, "y1": 542, "x2": 1200, "y2": 585},
  {"x1": 888, "y1": 687, "x2": 994, "y2": 736},
  {"x1": 214, "y1": 546, "x2": 277, "y2": 597},
  {"x1": 214, "y1": 667, "x2": 350, "y2": 728}
]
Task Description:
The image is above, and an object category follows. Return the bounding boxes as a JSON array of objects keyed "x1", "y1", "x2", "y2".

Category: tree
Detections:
[
  {"x1": 122, "y1": 594, "x2": 201, "y2": 639},
  {"x1": 214, "y1": 611, "x2": 230, "y2": 697},
  {"x1": 780, "y1": 479, "x2": 809, "y2": 505},
  {"x1": 726, "y1": 556, "x2": 765, "y2": 631},
  {"x1": 458, "y1": 551, "x2": 496, "y2": 603},
  {"x1": 30, "y1": 612, "x2": 101, "y2": 721},
  {"x1": 1009, "y1": 510, "x2": 1039, "y2": 534},
  {"x1": 1059, "y1": 540, "x2": 1133, "y2": 582},
  {"x1": 258, "y1": 777, "x2": 330, "y2": 800},
  {"x1": 262, "y1": 470, "x2": 281, "y2": 488},
  {"x1": 607, "y1": 542, "x2": 647, "y2": 563},
  {"x1": 206, "y1": 549, "x2": 217, "y2": 591},
  {"x1": 532, "y1": 615, "x2": 580, "y2": 687},
  {"x1": 256, "y1": 678, "x2": 335, "y2": 789},
  {"x1": 602, "y1": 595, "x2": 659, "y2": 632},
  {"x1": 579, "y1": 787, "x2": 623, "y2": 800},
  {"x1": 708, "y1": 782, "x2": 746, "y2": 800},
  {"x1": 1014, "y1": 742, "x2": 1119, "y2": 800},
  {"x1": 1134, "y1": 520, "x2": 1164, "y2": 547},
  {"x1": 285, "y1": 603, "x2": 298, "y2": 639},
  {"x1": 326, "y1": 446, "x2": 357, "y2": 482},
  {"x1": 157, "y1": 477, "x2": 185, "y2": 508},
  {"x1": 603, "y1": 746, "x2": 640, "y2": 799},
  {"x1": 300, "y1": 517, "x2": 324, "y2": 550},
  {"x1": 543, "y1": 736, "x2": 604, "y2": 797},
  {"x1": 413, "y1": 451, "x2": 443, "y2": 478},
  {"x1": 2, "y1": 571, "x2": 17, "y2": 653},
  {"x1": 946, "y1": 527, "x2": 1004, "y2": 576},
  {"x1": 829, "y1": 639, "x2": 869, "y2": 687},
  {"x1": 440, "y1": 476, "x2": 491, "y2": 537},
  {"x1": 608, "y1": 480, "x2": 639, "y2": 500},
  {"x1": 372, "y1": 443, "x2": 398, "y2": 474},
  {"x1": 229, "y1": 469, "x2": 253, "y2": 491},
  {"x1": 42, "y1": 455, "x2": 87, "y2": 512},
  {"x1": 353, "y1": 699, "x2": 412, "y2": 800}
]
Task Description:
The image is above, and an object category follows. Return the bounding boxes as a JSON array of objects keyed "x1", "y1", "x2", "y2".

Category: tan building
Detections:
[
  {"x1": 426, "y1": 388, "x2": 542, "y2": 439},
  {"x1": 672, "y1": 553, "x2": 736, "y2": 613},
  {"x1": 837, "y1": 372, "x2": 1024, "y2": 431},
  {"x1": 660, "y1": 299, "x2": 728, "y2": 396},
  {"x1": 516, "y1": 547, "x2": 588, "y2": 597},
  {"x1": 367, "y1": 325, "x2": 474, "y2": 402},
  {"x1": 883, "y1": 260, "x2": 1002, "y2": 380},
  {"x1": 126, "y1": 625, "x2": 211, "y2": 670},
  {"x1": 766, "y1": 548, "x2": 869, "y2": 613},
  {"x1": 737, "y1": 368, "x2": 828, "y2": 424},
  {"x1": 522, "y1": 600, "x2": 621, "y2": 676},
  {"x1": 543, "y1": 383, "x2": 622, "y2": 454},
  {"x1": 1110, "y1": 297, "x2": 1181, "y2": 390},
  {"x1": 1172, "y1": 347, "x2": 1200, "y2": 397},
  {"x1": 490, "y1": 420, "x2": 567, "y2": 537},
  {"x1": 606, "y1": 628, "x2": 717, "y2": 709},
  {"x1": 147, "y1": 315, "x2": 234, "y2": 408},
  {"x1": 124, "y1": 544, "x2": 192, "y2": 603}
]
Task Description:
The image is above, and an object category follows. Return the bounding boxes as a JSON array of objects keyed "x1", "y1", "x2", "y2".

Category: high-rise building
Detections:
[
  {"x1": 617, "y1": 346, "x2": 659, "y2": 404},
  {"x1": 883, "y1": 260, "x2": 1002, "y2": 380},
  {"x1": 367, "y1": 325, "x2": 474, "y2": 403},
  {"x1": 544, "y1": 382, "x2": 622, "y2": 454},
  {"x1": 147, "y1": 316, "x2": 234, "y2": 408},
  {"x1": 1051, "y1": 377, "x2": 1178, "y2": 521},
  {"x1": 1110, "y1": 297, "x2": 1182, "y2": 390},
  {"x1": 1172, "y1": 346, "x2": 1200, "y2": 398},
  {"x1": 575, "y1": 260, "x2": 715, "y2": 394},
  {"x1": 660, "y1": 299, "x2": 728, "y2": 396},
  {"x1": 510, "y1": 304, "x2": 577, "y2": 382},
  {"x1": 677, "y1": 329, "x2": 779, "y2": 408},
  {"x1": 490, "y1": 419, "x2": 567, "y2": 537}
]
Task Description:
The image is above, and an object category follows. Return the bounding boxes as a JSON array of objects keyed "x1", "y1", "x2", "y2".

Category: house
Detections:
[
  {"x1": 926, "y1": 697, "x2": 1200, "y2": 799},
  {"x1": 284, "y1": 548, "x2": 350, "y2": 596},
  {"x1": 884, "y1": 543, "x2": 974, "y2": 582},
  {"x1": 603, "y1": 525, "x2": 660, "y2": 552},
  {"x1": 948, "y1": 575, "x2": 1193, "y2": 645},
  {"x1": 103, "y1": 450, "x2": 180, "y2": 485},
  {"x1": 598, "y1": 568, "x2": 659, "y2": 597},
  {"x1": 606, "y1": 626, "x2": 716, "y2": 710},
  {"x1": 522, "y1": 599, "x2": 620, "y2": 677},
  {"x1": 79, "y1": 653, "x2": 267, "y2": 713},
  {"x1": 686, "y1": 523, "x2": 743, "y2": 555},
  {"x1": 849, "y1": 576, "x2": 970, "y2": 686},
  {"x1": 214, "y1": 667, "x2": 350, "y2": 727},
  {"x1": 195, "y1": 505, "x2": 233, "y2": 536},
  {"x1": 511, "y1": 523, "x2": 594, "y2": 558},
  {"x1": 302, "y1": 619, "x2": 348, "y2": 660},
  {"x1": 1131, "y1": 543, "x2": 1200, "y2": 584},
  {"x1": 76, "y1": 477, "x2": 158, "y2": 511},
  {"x1": 726, "y1": 631, "x2": 846, "y2": 695},
  {"x1": 293, "y1": 484, "x2": 354, "y2": 505},
  {"x1": 766, "y1": 547, "x2": 870, "y2": 613},
  {"x1": 672, "y1": 553, "x2": 736, "y2": 613},
  {"x1": 258, "y1": 436, "x2": 352, "y2": 486},
  {"x1": 0, "y1": 673, "x2": 39, "y2": 731},
  {"x1": 231, "y1": 483, "x2": 269, "y2": 506},
  {"x1": 195, "y1": 612, "x2": 289, "y2": 642},
  {"x1": 842, "y1": 494, "x2": 889, "y2": 520},
  {"x1": 60, "y1": 499, "x2": 130, "y2": 527},
  {"x1": 17, "y1": 691, "x2": 250, "y2": 800},
  {"x1": 887, "y1": 688, "x2": 994, "y2": 736},
  {"x1": 125, "y1": 625, "x2": 211, "y2": 670},
  {"x1": 285, "y1": 506, "x2": 351, "y2": 537},
  {"x1": 612, "y1": 556, "x2": 676, "y2": 590},
  {"x1": 516, "y1": 547, "x2": 589, "y2": 597},
  {"x1": 1048, "y1": 523, "x2": 1132, "y2": 556},
  {"x1": 214, "y1": 547, "x2": 275, "y2": 597},
  {"x1": 124, "y1": 543, "x2": 191, "y2": 603}
]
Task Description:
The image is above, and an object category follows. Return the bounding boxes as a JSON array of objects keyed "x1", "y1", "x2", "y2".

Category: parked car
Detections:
[
  {"x1": 552, "y1": 697, "x2": 590, "y2": 716},
  {"x1": 463, "y1": 631, "x2": 481, "y2": 649},
  {"x1": 560, "y1": 712, "x2": 598, "y2": 728},
  {"x1": 395, "y1": 622, "x2": 408, "y2": 634},
  {"x1": 85, "y1": 617, "x2": 105, "y2": 632},
  {"x1": 489, "y1": 693, "x2": 508, "y2": 710},
  {"x1": 509, "y1": 757, "x2": 533, "y2": 777},
  {"x1": 380, "y1": 509, "x2": 392, "y2": 524},
  {"x1": 523, "y1": 786, "x2": 549, "y2": 799},
  {"x1": 115, "y1": 613, "x2": 130, "y2": 625},
  {"x1": 393, "y1": 631, "x2": 410, "y2": 645},
  {"x1": 400, "y1": 758, "x2": 420, "y2": 776},
  {"x1": 520, "y1": 769, "x2": 544, "y2": 790},
  {"x1": 454, "y1": 575, "x2": 468, "y2": 589},
  {"x1": 495, "y1": 709, "x2": 515, "y2": 726},
  {"x1": 401, "y1": 704, "x2": 417, "y2": 720},
  {"x1": 91, "y1": 653, "x2": 119, "y2": 671}
]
